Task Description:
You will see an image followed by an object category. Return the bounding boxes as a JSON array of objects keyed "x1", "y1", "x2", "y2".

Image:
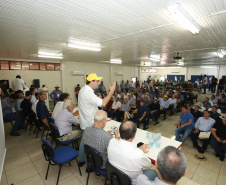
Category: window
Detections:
[
  {"x1": 29, "y1": 63, "x2": 39, "y2": 70},
  {"x1": 55, "y1": 63, "x2": 60, "y2": 70},
  {"x1": 22, "y1": 62, "x2": 29, "y2": 70},
  {"x1": 46, "y1": 63, "x2": 54, "y2": 70},
  {"x1": 10, "y1": 61, "x2": 21, "y2": 70},
  {"x1": 40, "y1": 63, "x2": 46, "y2": 70},
  {"x1": 0, "y1": 61, "x2": 10, "y2": 70}
]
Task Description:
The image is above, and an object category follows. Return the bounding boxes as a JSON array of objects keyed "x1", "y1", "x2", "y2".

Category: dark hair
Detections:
[
  {"x1": 77, "y1": 84, "x2": 80, "y2": 86},
  {"x1": 86, "y1": 80, "x2": 95, "y2": 85},
  {"x1": 8, "y1": 88, "x2": 14, "y2": 93},
  {"x1": 157, "y1": 146, "x2": 186, "y2": 184},
  {"x1": 25, "y1": 91, "x2": 32, "y2": 97},
  {"x1": 119, "y1": 121, "x2": 137, "y2": 140},
  {"x1": 15, "y1": 90, "x2": 23, "y2": 94},
  {"x1": 9, "y1": 94, "x2": 19, "y2": 100},
  {"x1": 35, "y1": 92, "x2": 39, "y2": 97},
  {"x1": 212, "y1": 106, "x2": 217, "y2": 110},
  {"x1": 204, "y1": 110, "x2": 210, "y2": 113},
  {"x1": 30, "y1": 88, "x2": 35, "y2": 93},
  {"x1": 181, "y1": 105, "x2": 187, "y2": 109},
  {"x1": 16, "y1": 75, "x2": 21, "y2": 79},
  {"x1": 60, "y1": 93, "x2": 69, "y2": 101}
]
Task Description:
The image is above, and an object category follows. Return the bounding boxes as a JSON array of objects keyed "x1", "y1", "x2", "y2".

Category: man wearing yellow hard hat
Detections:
[{"x1": 78, "y1": 73, "x2": 116, "y2": 166}]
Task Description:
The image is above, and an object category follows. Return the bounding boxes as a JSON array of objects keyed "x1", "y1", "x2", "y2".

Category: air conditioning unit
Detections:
[
  {"x1": 115, "y1": 72, "x2": 124, "y2": 76},
  {"x1": 72, "y1": 71, "x2": 85, "y2": 76},
  {"x1": 172, "y1": 70, "x2": 180, "y2": 73}
]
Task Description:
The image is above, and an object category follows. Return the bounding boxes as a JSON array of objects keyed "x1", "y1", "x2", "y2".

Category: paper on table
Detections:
[{"x1": 198, "y1": 132, "x2": 211, "y2": 139}]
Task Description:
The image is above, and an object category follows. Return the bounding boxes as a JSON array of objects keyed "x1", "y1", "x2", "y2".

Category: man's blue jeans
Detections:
[
  {"x1": 203, "y1": 85, "x2": 207, "y2": 94},
  {"x1": 3, "y1": 113, "x2": 24, "y2": 132},
  {"x1": 143, "y1": 169, "x2": 158, "y2": 181},
  {"x1": 78, "y1": 137, "x2": 86, "y2": 162},
  {"x1": 175, "y1": 127, "x2": 193, "y2": 143},
  {"x1": 210, "y1": 136, "x2": 226, "y2": 157}
]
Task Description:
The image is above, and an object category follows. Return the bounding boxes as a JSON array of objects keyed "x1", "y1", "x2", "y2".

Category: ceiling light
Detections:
[
  {"x1": 201, "y1": 66, "x2": 217, "y2": 68},
  {"x1": 38, "y1": 54, "x2": 63, "y2": 59},
  {"x1": 149, "y1": 54, "x2": 161, "y2": 61},
  {"x1": 109, "y1": 59, "x2": 122, "y2": 64},
  {"x1": 217, "y1": 49, "x2": 224, "y2": 58},
  {"x1": 167, "y1": 67, "x2": 182, "y2": 68},
  {"x1": 168, "y1": 3, "x2": 201, "y2": 34},
  {"x1": 66, "y1": 41, "x2": 101, "y2": 51}
]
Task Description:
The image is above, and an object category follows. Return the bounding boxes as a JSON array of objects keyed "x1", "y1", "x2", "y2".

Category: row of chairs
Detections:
[{"x1": 41, "y1": 136, "x2": 132, "y2": 185}]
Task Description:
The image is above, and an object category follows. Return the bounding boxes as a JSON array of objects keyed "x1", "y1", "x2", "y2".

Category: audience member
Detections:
[
  {"x1": 1, "y1": 94, "x2": 24, "y2": 136},
  {"x1": 137, "y1": 146, "x2": 187, "y2": 185},
  {"x1": 210, "y1": 114, "x2": 226, "y2": 161},
  {"x1": 83, "y1": 110, "x2": 119, "y2": 169},
  {"x1": 32, "y1": 92, "x2": 39, "y2": 119},
  {"x1": 175, "y1": 106, "x2": 194, "y2": 143},
  {"x1": 52, "y1": 93, "x2": 70, "y2": 120},
  {"x1": 148, "y1": 98, "x2": 160, "y2": 125},
  {"x1": 0, "y1": 80, "x2": 8, "y2": 97},
  {"x1": 116, "y1": 98, "x2": 130, "y2": 121},
  {"x1": 12, "y1": 75, "x2": 27, "y2": 91},
  {"x1": 191, "y1": 110, "x2": 215, "y2": 153},
  {"x1": 50, "y1": 85, "x2": 62, "y2": 106},
  {"x1": 136, "y1": 100, "x2": 149, "y2": 130},
  {"x1": 190, "y1": 103, "x2": 203, "y2": 122},
  {"x1": 30, "y1": 88, "x2": 36, "y2": 104},
  {"x1": 120, "y1": 80, "x2": 125, "y2": 91},
  {"x1": 74, "y1": 84, "x2": 81, "y2": 102},
  {"x1": 54, "y1": 100, "x2": 82, "y2": 141},
  {"x1": 124, "y1": 99, "x2": 137, "y2": 121},
  {"x1": 202, "y1": 74, "x2": 207, "y2": 94},
  {"x1": 108, "y1": 97, "x2": 121, "y2": 119},
  {"x1": 108, "y1": 121, "x2": 158, "y2": 184},
  {"x1": 209, "y1": 95, "x2": 218, "y2": 105},
  {"x1": 202, "y1": 97, "x2": 211, "y2": 110},
  {"x1": 160, "y1": 95, "x2": 170, "y2": 120},
  {"x1": 15, "y1": 90, "x2": 24, "y2": 112},
  {"x1": 209, "y1": 106, "x2": 221, "y2": 122}
]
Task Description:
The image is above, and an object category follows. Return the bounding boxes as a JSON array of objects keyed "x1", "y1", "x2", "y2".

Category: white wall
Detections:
[{"x1": 187, "y1": 67, "x2": 218, "y2": 80}]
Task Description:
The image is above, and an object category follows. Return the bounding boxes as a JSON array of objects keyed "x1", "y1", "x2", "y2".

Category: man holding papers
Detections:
[{"x1": 190, "y1": 110, "x2": 215, "y2": 153}]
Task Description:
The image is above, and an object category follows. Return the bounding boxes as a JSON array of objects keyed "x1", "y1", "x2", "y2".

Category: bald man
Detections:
[
  {"x1": 83, "y1": 110, "x2": 119, "y2": 169},
  {"x1": 108, "y1": 121, "x2": 158, "y2": 185}
]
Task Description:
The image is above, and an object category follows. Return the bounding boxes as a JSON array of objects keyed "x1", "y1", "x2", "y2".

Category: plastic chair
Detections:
[
  {"x1": 41, "y1": 137, "x2": 82, "y2": 185},
  {"x1": 49, "y1": 122, "x2": 79, "y2": 149},
  {"x1": 106, "y1": 161, "x2": 132, "y2": 185},
  {"x1": 84, "y1": 145, "x2": 107, "y2": 185}
]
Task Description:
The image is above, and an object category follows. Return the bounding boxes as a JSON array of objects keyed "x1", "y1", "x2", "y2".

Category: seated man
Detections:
[
  {"x1": 175, "y1": 105, "x2": 194, "y2": 143},
  {"x1": 1, "y1": 94, "x2": 24, "y2": 136},
  {"x1": 143, "y1": 95, "x2": 150, "y2": 107},
  {"x1": 190, "y1": 102, "x2": 204, "y2": 122},
  {"x1": 55, "y1": 100, "x2": 82, "y2": 141},
  {"x1": 136, "y1": 100, "x2": 149, "y2": 130},
  {"x1": 160, "y1": 95, "x2": 170, "y2": 120},
  {"x1": 168, "y1": 94, "x2": 177, "y2": 116},
  {"x1": 52, "y1": 93, "x2": 70, "y2": 120},
  {"x1": 128, "y1": 94, "x2": 133, "y2": 106},
  {"x1": 104, "y1": 97, "x2": 113, "y2": 113},
  {"x1": 108, "y1": 97, "x2": 121, "y2": 119},
  {"x1": 124, "y1": 99, "x2": 137, "y2": 121},
  {"x1": 83, "y1": 110, "x2": 119, "y2": 169},
  {"x1": 208, "y1": 103, "x2": 222, "y2": 114},
  {"x1": 209, "y1": 95, "x2": 218, "y2": 105},
  {"x1": 202, "y1": 97, "x2": 212, "y2": 110},
  {"x1": 218, "y1": 97, "x2": 226, "y2": 113},
  {"x1": 209, "y1": 106, "x2": 221, "y2": 122},
  {"x1": 21, "y1": 91, "x2": 36, "y2": 122},
  {"x1": 137, "y1": 146, "x2": 187, "y2": 185},
  {"x1": 191, "y1": 110, "x2": 215, "y2": 153},
  {"x1": 15, "y1": 90, "x2": 24, "y2": 112},
  {"x1": 32, "y1": 92, "x2": 39, "y2": 119},
  {"x1": 210, "y1": 114, "x2": 226, "y2": 161},
  {"x1": 119, "y1": 94, "x2": 124, "y2": 104},
  {"x1": 36, "y1": 88, "x2": 51, "y2": 127},
  {"x1": 108, "y1": 121, "x2": 158, "y2": 185},
  {"x1": 116, "y1": 98, "x2": 130, "y2": 121},
  {"x1": 148, "y1": 98, "x2": 160, "y2": 125}
]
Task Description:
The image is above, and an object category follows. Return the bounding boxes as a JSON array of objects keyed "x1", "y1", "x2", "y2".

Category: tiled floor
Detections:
[{"x1": 1, "y1": 92, "x2": 226, "y2": 185}]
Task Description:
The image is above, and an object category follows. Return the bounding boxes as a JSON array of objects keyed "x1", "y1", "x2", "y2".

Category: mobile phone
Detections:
[{"x1": 137, "y1": 142, "x2": 144, "y2": 148}]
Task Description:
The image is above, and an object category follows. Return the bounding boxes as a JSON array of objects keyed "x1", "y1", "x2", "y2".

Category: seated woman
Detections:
[{"x1": 123, "y1": 99, "x2": 137, "y2": 121}]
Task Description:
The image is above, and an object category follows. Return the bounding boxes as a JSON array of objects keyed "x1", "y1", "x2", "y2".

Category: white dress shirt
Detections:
[
  {"x1": 195, "y1": 117, "x2": 215, "y2": 131},
  {"x1": 78, "y1": 85, "x2": 103, "y2": 130},
  {"x1": 208, "y1": 108, "x2": 222, "y2": 114},
  {"x1": 30, "y1": 95, "x2": 36, "y2": 104},
  {"x1": 32, "y1": 100, "x2": 39, "y2": 118},
  {"x1": 137, "y1": 175, "x2": 167, "y2": 185},
  {"x1": 12, "y1": 78, "x2": 26, "y2": 91},
  {"x1": 55, "y1": 109, "x2": 79, "y2": 136},
  {"x1": 52, "y1": 101, "x2": 64, "y2": 120},
  {"x1": 112, "y1": 101, "x2": 121, "y2": 109},
  {"x1": 108, "y1": 138, "x2": 152, "y2": 185}
]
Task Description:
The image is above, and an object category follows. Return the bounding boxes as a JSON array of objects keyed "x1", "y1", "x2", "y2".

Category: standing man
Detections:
[
  {"x1": 202, "y1": 74, "x2": 208, "y2": 94},
  {"x1": 74, "y1": 84, "x2": 81, "y2": 103},
  {"x1": 30, "y1": 87, "x2": 36, "y2": 104},
  {"x1": 120, "y1": 80, "x2": 125, "y2": 91},
  {"x1": 50, "y1": 85, "x2": 62, "y2": 107},
  {"x1": 78, "y1": 73, "x2": 116, "y2": 166},
  {"x1": 212, "y1": 76, "x2": 218, "y2": 94},
  {"x1": 12, "y1": 75, "x2": 27, "y2": 91},
  {"x1": 208, "y1": 75, "x2": 213, "y2": 92}
]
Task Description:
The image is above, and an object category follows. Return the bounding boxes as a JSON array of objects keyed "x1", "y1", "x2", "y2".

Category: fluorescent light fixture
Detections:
[
  {"x1": 66, "y1": 41, "x2": 101, "y2": 51},
  {"x1": 201, "y1": 66, "x2": 217, "y2": 69},
  {"x1": 110, "y1": 59, "x2": 122, "y2": 64},
  {"x1": 167, "y1": 67, "x2": 182, "y2": 68},
  {"x1": 149, "y1": 54, "x2": 161, "y2": 61},
  {"x1": 38, "y1": 51, "x2": 63, "y2": 59},
  {"x1": 217, "y1": 49, "x2": 224, "y2": 58},
  {"x1": 177, "y1": 62, "x2": 184, "y2": 66},
  {"x1": 168, "y1": 3, "x2": 201, "y2": 34}
]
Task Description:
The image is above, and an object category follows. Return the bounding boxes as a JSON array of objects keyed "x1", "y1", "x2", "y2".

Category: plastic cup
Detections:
[
  {"x1": 156, "y1": 141, "x2": 162, "y2": 148},
  {"x1": 149, "y1": 139, "x2": 154, "y2": 148},
  {"x1": 156, "y1": 133, "x2": 162, "y2": 141},
  {"x1": 146, "y1": 132, "x2": 150, "y2": 139}
]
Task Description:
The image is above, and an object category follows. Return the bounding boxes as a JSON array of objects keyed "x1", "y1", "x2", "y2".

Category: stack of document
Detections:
[{"x1": 198, "y1": 132, "x2": 211, "y2": 139}]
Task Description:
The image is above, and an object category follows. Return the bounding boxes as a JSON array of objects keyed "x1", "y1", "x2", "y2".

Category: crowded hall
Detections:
[{"x1": 1, "y1": 1, "x2": 226, "y2": 185}]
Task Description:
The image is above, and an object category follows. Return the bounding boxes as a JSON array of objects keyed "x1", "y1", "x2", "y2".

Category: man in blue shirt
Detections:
[
  {"x1": 136, "y1": 100, "x2": 149, "y2": 130},
  {"x1": 116, "y1": 98, "x2": 130, "y2": 121},
  {"x1": 175, "y1": 105, "x2": 194, "y2": 143},
  {"x1": 37, "y1": 88, "x2": 51, "y2": 127},
  {"x1": 50, "y1": 85, "x2": 62, "y2": 107},
  {"x1": 160, "y1": 95, "x2": 170, "y2": 120},
  {"x1": 191, "y1": 110, "x2": 215, "y2": 153}
]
